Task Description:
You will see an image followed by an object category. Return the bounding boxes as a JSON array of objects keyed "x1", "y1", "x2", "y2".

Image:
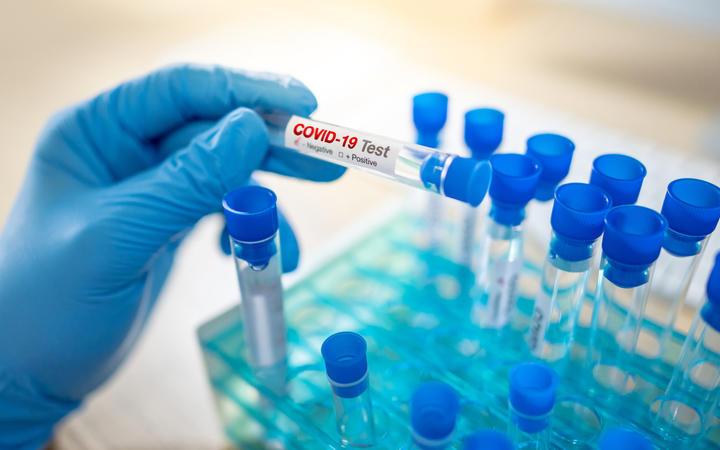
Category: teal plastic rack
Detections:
[{"x1": 197, "y1": 210, "x2": 720, "y2": 449}]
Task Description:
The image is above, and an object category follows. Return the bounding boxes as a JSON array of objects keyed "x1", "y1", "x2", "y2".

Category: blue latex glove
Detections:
[{"x1": 0, "y1": 64, "x2": 345, "y2": 448}]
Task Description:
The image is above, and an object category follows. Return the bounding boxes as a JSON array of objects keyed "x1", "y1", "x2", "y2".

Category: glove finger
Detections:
[
  {"x1": 261, "y1": 148, "x2": 347, "y2": 182},
  {"x1": 158, "y1": 120, "x2": 346, "y2": 183},
  {"x1": 58, "y1": 64, "x2": 317, "y2": 183},
  {"x1": 103, "y1": 107, "x2": 268, "y2": 263}
]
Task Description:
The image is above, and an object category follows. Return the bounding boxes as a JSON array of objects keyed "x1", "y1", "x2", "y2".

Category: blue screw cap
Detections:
[
  {"x1": 321, "y1": 332, "x2": 369, "y2": 398},
  {"x1": 414, "y1": 92, "x2": 448, "y2": 148},
  {"x1": 589, "y1": 154, "x2": 647, "y2": 206},
  {"x1": 464, "y1": 108, "x2": 504, "y2": 159},
  {"x1": 526, "y1": 133, "x2": 575, "y2": 201},
  {"x1": 223, "y1": 186, "x2": 279, "y2": 267},
  {"x1": 488, "y1": 153, "x2": 542, "y2": 225},
  {"x1": 661, "y1": 178, "x2": 720, "y2": 237},
  {"x1": 442, "y1": 157, "x2": 492, "y2": 207},
  {"x1": 463, "y1": 430, "x2": 513, "y2": 450},
  {"x1": 598, "y1": 428, "x2": 653, "y2": 450},
  {"x1": 602, "y1": 205, "x2": 667, "y2": 267},
  {"x1": 411, "y1": 382, "x2": 460, "y2": 443}
]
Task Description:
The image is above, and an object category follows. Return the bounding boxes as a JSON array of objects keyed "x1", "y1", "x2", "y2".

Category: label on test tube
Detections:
[
  {"x1": 486, "y1": 257, "x2": 523, "y2": 328},
  {"x1": 528, "y1": 289, "x2": 553, "y2": 357},
  {"x1": 243, "y1": 279, "x2": 287, "y2": 368},
  {"x1": 284, "y1": 116, "x2": 402, "y2": 176}
]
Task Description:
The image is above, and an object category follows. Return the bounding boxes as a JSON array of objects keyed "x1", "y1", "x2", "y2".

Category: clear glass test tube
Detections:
[
  {"x1": 321, "y1": 332, "x2": 376, "y2": 447},
  {"x1": 472, "y1": 153, "x2": 541, "y2": 330},
  {"x1": 524, "y1": 133, "x2": 575, "y2": 256},
  {"x1": 654, "y1": 253, "x2": 720, "y2": 444},
  {"x1": 579, "y1": 153, "x2": 647, "y2": 336},
  {"x1": 409, "y1": 381, "x2": 460, "y2": 450},
  {"x1": 645, "y1": 178, "x2": 720, "y2": 360},
  {"x1": 507, "y1": 362, "x2": 559, "y2": 450},
  {"x1": 457, "y1": 108, "x2": 504, "y2": 268},
  {"x1": 262, "y1": 112, "x2": 491, "y2": 207},
  {"x1": 524, "y1": 183, "x2": 611, "y2": 364},
  {"x1": 413, "y1": 92, "x2": 449, "y2": 251},
  {"x1": 223, "y1": 186, "x2": 287, "y2": 396},
  {"x1": 586, "y1": 206, "x2": 667, "y2": 401}
]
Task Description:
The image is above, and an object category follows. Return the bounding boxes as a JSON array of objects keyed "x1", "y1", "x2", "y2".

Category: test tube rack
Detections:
[{"x1": 198, "y1": 209, "x2": 720, "y2": 449}]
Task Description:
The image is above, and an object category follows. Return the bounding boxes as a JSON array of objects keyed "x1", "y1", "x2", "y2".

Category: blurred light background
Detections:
[{"x1": 1, "y1": 0, "x2": 719, "y2": 448}]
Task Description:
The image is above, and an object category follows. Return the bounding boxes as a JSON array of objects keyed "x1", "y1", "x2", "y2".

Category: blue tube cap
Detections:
[
  {"x1": 411, "y1": 381, "x2": 460, "y2": 443},
  {"x1": 589, "y1": 154, "x2": 647, "y2": 206},
  {"x1": 602, "y1": 205, "x2": 667, "y2": 266},
  {"x1": 509, "y1": 362, "x2": 559, "y2": 416},
  {"x1": 598, "y1": 428, "x2": 653, "y2": 450},
  {"x1": 413, "y1": 92, "x2": 448, "y2": 143},
  {"x1": 661, "y1": 178, "x2": 720, "y2": 238},
  {"x1": 526, "y1": 133, "x2": 575, "y2": 201},
  {"x1": 489, "y1": 154, "x2": 542, "y2": 206},
  {"x1": 442, "y1": 157, "x2": 492, "y2": 207},
  {"x1": 223, "y1": 186, "x2": 279, "y2": 242},
  {"x1": 321, "y1": 332, "x2": 369, "y2": 398},
  {"x1": 552, "y1": 183, "x2": 612, "y2": 242},
  {"x1": 464, "y1": 108, "x2": 504, "y2": 159},
  {"x1": 463, "y1": 430, "x2": 513, "y2": 450},
  {"x1": 223, "y1": 186, "x2": 279, "y2": 267}
]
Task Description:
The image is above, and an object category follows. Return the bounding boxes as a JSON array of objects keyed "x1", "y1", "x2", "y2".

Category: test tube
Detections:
[
  {"x1": 586, "y1": 205, "x2": 667, "y2": 400},
  {"x1": 409, "y1": 381, "x2": 460, "y2": 449},
  {"x1": 457, "y1": 108, "x2": 504, "y2": 267},
  {"x1": 223, "y1": 186, "x2": 287, "y2": 395},
  {"x1": 472, "y1": 153, "x2": 541, "y2": 329},
  {"x1": 463, "y1": 430, "x2": 514, "y2": 450},
  {"x1": 262, "y1": 112, "x2": 492, "y2": 206},
  {"x1": 321, "y1": 331, "x2": 376, "y2": 447},
  {"x1": 524, "y1": 183, "x2": 612, "y2": 362},
  {"x1": 654, "y1": 253, "x2": 720, "y2": 443},
  {"x1": 578, "y1": 153, "x2": 647, "y2": 336},
  {"x1": 413, "y1": 92, "x2": 449, "y2": 251},
  {"x1": 597, "y1": 428, "x2": 653, "y2": 450},
  {"x1": 507, "y1": 362, "x2": 559, "y2": 449},
  {"x1": 524, "y1": 133, "x2": 575, "y2": 253},
  {"x1": 646, "y1": 179, "x2": 720, "y2": 359}
]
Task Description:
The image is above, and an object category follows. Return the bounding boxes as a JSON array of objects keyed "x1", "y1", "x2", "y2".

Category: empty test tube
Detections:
[
  {"x1": 409, "y1": 381, "x2": 460, "y2": 449},
  {"x1": 413, "y1": 92, "x2": 449, "y2": 251},
  {"x1": 463, "y1": 430, "x2": 514, "y2": 450},
  {"x1": 262, "y1": 112, "x2": 492, "y2": 206},
  {"x1": 507, "y1": 362, "x2": 559, "y2": 449},
  {"x1": 458, "y1": 108, "x2": 504, "y2": 267},
  {"x1": 597, "y1": 428, "x2": 653, "y2": 450},
  {"x1": 647, "y1": 179, "x2": 720, "y2": 359},
  {"x1": 321, "y1": 331, "x2": 376, "y2": 447},
  {"x1": 586, "y1": 205, "x2": 667, "y2": 399},
  {"x1": 654, "y1": 253, "x2": 720, "y2": 443},
  {"x1": 524, "y1": 133, "x2": 575, "y2": 253},
  {"x1": 472, "y1": 153, "x2": 541, "y2": 329},
  {"x1": 524, "y1": 183, "x2": 612, "y2": 362},
  {"x1": 223, "y1": 186, "x2": 287, "y2": 395}
]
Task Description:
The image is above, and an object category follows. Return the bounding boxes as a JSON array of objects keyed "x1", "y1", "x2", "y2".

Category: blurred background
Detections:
[{"x1": 1, "y1": 0, "x2": 719, "y2": 448}]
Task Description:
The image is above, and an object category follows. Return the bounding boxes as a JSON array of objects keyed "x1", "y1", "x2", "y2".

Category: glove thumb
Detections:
[{"x1": 104, "y1": 107, "x2": 269, "y2": 258}]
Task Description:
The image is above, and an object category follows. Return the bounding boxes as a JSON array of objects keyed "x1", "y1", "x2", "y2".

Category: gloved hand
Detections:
[{"x1": 0, "y1": 64, "x2": 345, "y2": 448}]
